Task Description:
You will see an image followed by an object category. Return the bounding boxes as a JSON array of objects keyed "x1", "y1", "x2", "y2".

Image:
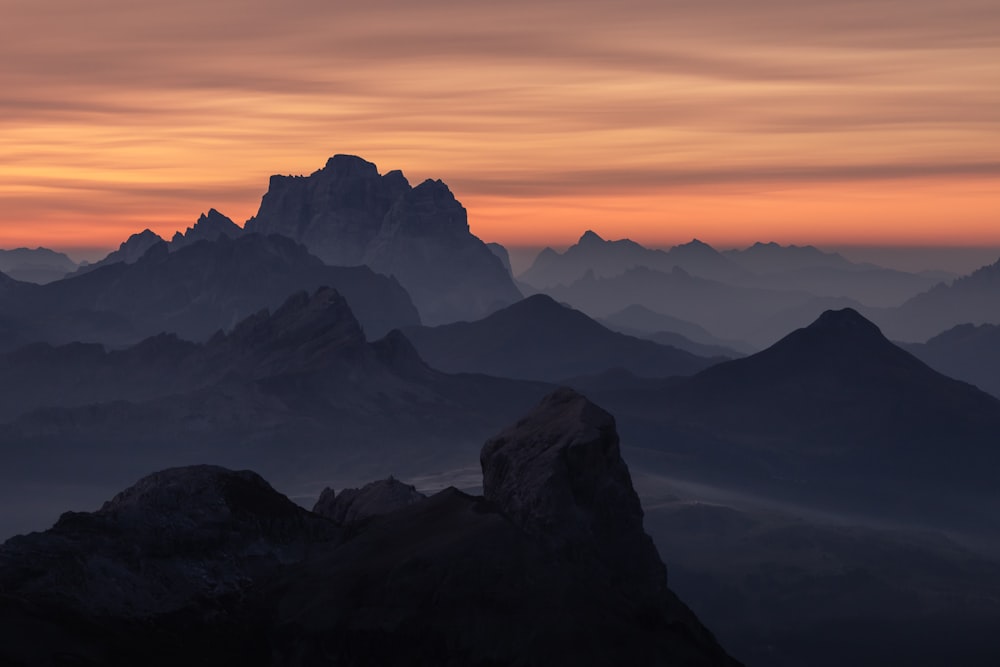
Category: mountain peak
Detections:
[
  {"x1": 807, "y1": 307, "x2": 884, "y2": 337},
  {"x1": 578, "y1": 230, "x2": 605, "y2": 245}
]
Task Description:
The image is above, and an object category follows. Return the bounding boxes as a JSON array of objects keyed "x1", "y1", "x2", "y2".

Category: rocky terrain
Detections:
[{"x1": 0, "y1": 390, "x2": 740, "y2": 667}]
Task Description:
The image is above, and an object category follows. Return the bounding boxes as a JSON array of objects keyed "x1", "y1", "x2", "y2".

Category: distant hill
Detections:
[
  {"x1": 519, "y1": 230, "x2": 746, "y2": 288},
  {"x1": 245, "y1": 154, "x2": 521, "y2": 324},
  {"x1": 402, "y1": 294, "x2": 723, "y2": 382},
  {"x1": 0, "y1": 247, "x2": 77, "y2": 284},
  {"x1": 0, "y1": 234, "x2": 420, "y2": 350},
  {"x1": 723, "y1": 241, "x2": 857, "y2": 273},
  {"x1": 903, "y1": 323, "x2": 1000, "y2": 399}
]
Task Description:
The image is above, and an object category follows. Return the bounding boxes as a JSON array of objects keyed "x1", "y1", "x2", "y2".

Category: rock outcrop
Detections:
[
  {"x1": 245, "y1": 154, "x2": 522, "y2": 324},
  {"x1": 0, "y1": 392, "x2": 740, "y2": 666},
  {"x1": 313, "y1": 477, "x2": 426, "y2": 523},
  {"x1": 482, "y1": 387, "x2": 668, "y2": 594}
]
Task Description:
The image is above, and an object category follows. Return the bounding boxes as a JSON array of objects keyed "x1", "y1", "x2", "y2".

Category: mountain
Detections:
[
  {"x1": 723, "y1": 241, "x2": 857, "y2": 273},
  {"x1": 0, "y1": 233, "x2": 420, "y2": 350},
  {"x1": 519, "y1": 230, "x2": 746, "y2": 288},
  {"x1": 244, "y1": 154, "x2": 521, "y2": 324},
  {"x1": 903, "y1": 323, "x2": 1000, "y2": 399},
  {"x1": 0, "y1": 391, "x2": 739, "y2": 666},
  {"x1": 170, "y1": 208, "x2": 244, "y2": 249},
  {"x1": 877, "y1": 257, "x2": 1000, "y2": 341},
  {"x1": 600, "y1": 304, "x2": 756, "y2": 355},
  {"x1": 542, "y1": 265, "x2": 820, "y2": 346},
  {"x1": 76, "y1": 228, "x2": 166, "y2": 274},
  {"x1": 402, "y1": 294, "x2": 723, "y2": 382},
  {"x1": 590, "y1": 308, "x2": 1000, "y2": 529},
  {"x1": 743, "y1": 265, "x2": 944, "y2": 308},
  {"x1": 0, "y1": 247, "x2": 77, "y2": 284}
]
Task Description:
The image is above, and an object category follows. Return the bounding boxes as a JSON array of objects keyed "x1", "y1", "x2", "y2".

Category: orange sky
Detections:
[{"x1": 2, "y1": 0, "x2": 998, "y2": 258}]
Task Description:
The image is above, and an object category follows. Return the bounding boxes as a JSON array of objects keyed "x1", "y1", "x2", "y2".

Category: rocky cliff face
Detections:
[
  {"x1": 245, "y1": 154, "x2": 522, "y2": 324},
  {"x1": 0, "y1": 391, "x2": 739, "y2": 666}
]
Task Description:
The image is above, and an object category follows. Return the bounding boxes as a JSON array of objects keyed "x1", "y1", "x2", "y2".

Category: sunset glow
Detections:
[{"x1": 3, "y1": 0, "x2": 998, "y2": 256}]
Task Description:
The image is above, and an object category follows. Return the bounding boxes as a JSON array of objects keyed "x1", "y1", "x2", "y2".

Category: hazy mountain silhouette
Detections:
[
  {"x1": 401, "y1": 294, "x2": 723, "y2": 382},
  {"x1": 723, "y1": 241, "x2": 858, "y2": 273},
  {"x1": 903, "y1": 323, "x2": 1000, "y2": 399},
  {"x1": 0, "y1": 247, "x2": 77, "y2": 284},
  {"x1": 590, "y1": 308, "x2": 1000, "y2": 529},
  {"x1": 244, "y1": 154, "x2": 521, "y2": 324},
  {"x1": 743, "y1": 265, "x2": 944, "y2": 308},
  {"x1": 877, "y1": 257, "x2": 1000, "y2": 341},
  {"x1": 542, "y1": 265, "x2": 820, "y2": 346},
  {"x1": 600, "y1": 304, "x2": 755, "y2": 355},
  {"x1": 75, "y1": 228, "x2": 166, "y2": 274},
  {"x1": 0, "y1": 233, "x2": 420, "y2": 350},
  {"x1": 519, "y1": 230, "x2": 746, "y2": 288},
  {"x1": 0, "y1": 391, "x2": 739, "y2": 666},
  {"x1": 170, "y1": 207, "x2": 244, "y2": 249}
]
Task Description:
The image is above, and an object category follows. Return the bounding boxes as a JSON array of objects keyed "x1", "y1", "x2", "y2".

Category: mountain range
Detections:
[{"x1": 0, "y1": 233, "x2": 420, "y2": 351}]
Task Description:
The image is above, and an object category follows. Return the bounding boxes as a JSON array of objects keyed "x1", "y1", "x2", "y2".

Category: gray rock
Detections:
[{"x1": 313, "y1": 476, "x2": 426, "y2": 523}]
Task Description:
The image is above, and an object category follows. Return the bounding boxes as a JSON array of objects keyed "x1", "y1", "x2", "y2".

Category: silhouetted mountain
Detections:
[
  {"x1": 723, "y1": 241, "x2": 857, "y2": 273},
  {"x1": 878, "y1": 257, "x2": 1000, "y2": 341},
  {"x1": 170, "y1": 208, "x2": 244, "y2": 249},
  {"x1": 590, "y1": 308, "x2": 1000, "y2": 529},
  {"x1": 402, "y1": 294, "x2": 722, "y2": 381},
  {"x1": 0, "y1": 391, "x2": 739, "y2": 666},
  {"x1": 0, "y1": 233, "x2": 420, "y2": 350},
  {"x1": 744, "y1": 265, "x2": 943, "y2": 308},
  {"x1": 600, "y1": 304, "x2": 756, "y2": 355},
  {"x1": 244, "y1": 154, "x2": 521, "y2": 324},
  {"x1": 542, "y1": 265, "x2": 820, "y2": 347},
  {"x1": 77, "y1": 228, "x2": 165, "y2": 273},
  {"x1": 519, "y1": 230, "x2": 746, "y2": 288},
  {"x1": 0, "y1": 247, "x2": 77, "y2": 284},
  {"x1": 903, "y1": 323, "x2": 1000, "y2": 399}
]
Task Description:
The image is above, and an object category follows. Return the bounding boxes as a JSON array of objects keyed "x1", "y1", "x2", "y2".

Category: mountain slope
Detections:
[
  {"x1": 590, "y1": 308, "x2": 1000, "y2": 528},
  {"x1": 402, "y1": 294, "x2": 723, "y2": 381}
]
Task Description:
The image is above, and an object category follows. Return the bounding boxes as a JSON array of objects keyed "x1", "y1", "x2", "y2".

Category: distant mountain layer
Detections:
[
  {"x1": 0, "y1": 233, "x2": 420, "y2": 350},
  {"x1": 245, "y1": 154, "x2": 521, "y2": 324},
  {"x1": 600, "y1": 304, "x2": 755, "y2": 356},
  {"x1": 402, "y1": 294, "x2": 723, "y2": 382},
  {"x1": 589, "y1": 308, "x2": 1000, "y2": 531},
  {"x1": 903, "y1": 323, "x2": 1000, "y2": 399},
  {"x1": 0, "y1": 247, "x2": 77, "y2": 284},
  {"x1": 876, "y1": 257, "x2": 1000, "y2": 341},
  {"x1": 0, "y1": 288, "x2": 550, "y2": 507},
  {"x1": 0, "y1": 391, "x2": 738, "y2": 665},
  {"x1": 519, "y1": 230, "x2": 747, "y2": 288}
]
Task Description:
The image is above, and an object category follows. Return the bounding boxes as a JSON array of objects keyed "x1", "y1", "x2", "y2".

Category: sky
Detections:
[{"x1": 2, "y1": 0, "x2": 999, "y2": 260}]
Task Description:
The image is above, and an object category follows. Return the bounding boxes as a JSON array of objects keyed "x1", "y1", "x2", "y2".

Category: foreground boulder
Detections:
[{"x1": 0, "y1": 391, "x2": 739, "y2": 666}]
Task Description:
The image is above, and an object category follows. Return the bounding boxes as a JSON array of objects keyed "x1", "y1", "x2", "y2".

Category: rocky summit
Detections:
[
  {"x1": 244, "y1": 154, "x2": 522, "y2": 324},
  {"x1": 0, "y1": 390, "x2": 739, "y2": 666}
]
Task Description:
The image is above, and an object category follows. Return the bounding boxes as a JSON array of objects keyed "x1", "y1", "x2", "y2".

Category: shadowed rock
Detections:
[{"x1": 313, "y1": 476, "x2": 426, "y2": 523}]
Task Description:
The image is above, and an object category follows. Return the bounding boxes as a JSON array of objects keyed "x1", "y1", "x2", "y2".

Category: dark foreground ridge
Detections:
[{"x1": 0, "y1": 389, "x2": 739, "y2": 666}]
